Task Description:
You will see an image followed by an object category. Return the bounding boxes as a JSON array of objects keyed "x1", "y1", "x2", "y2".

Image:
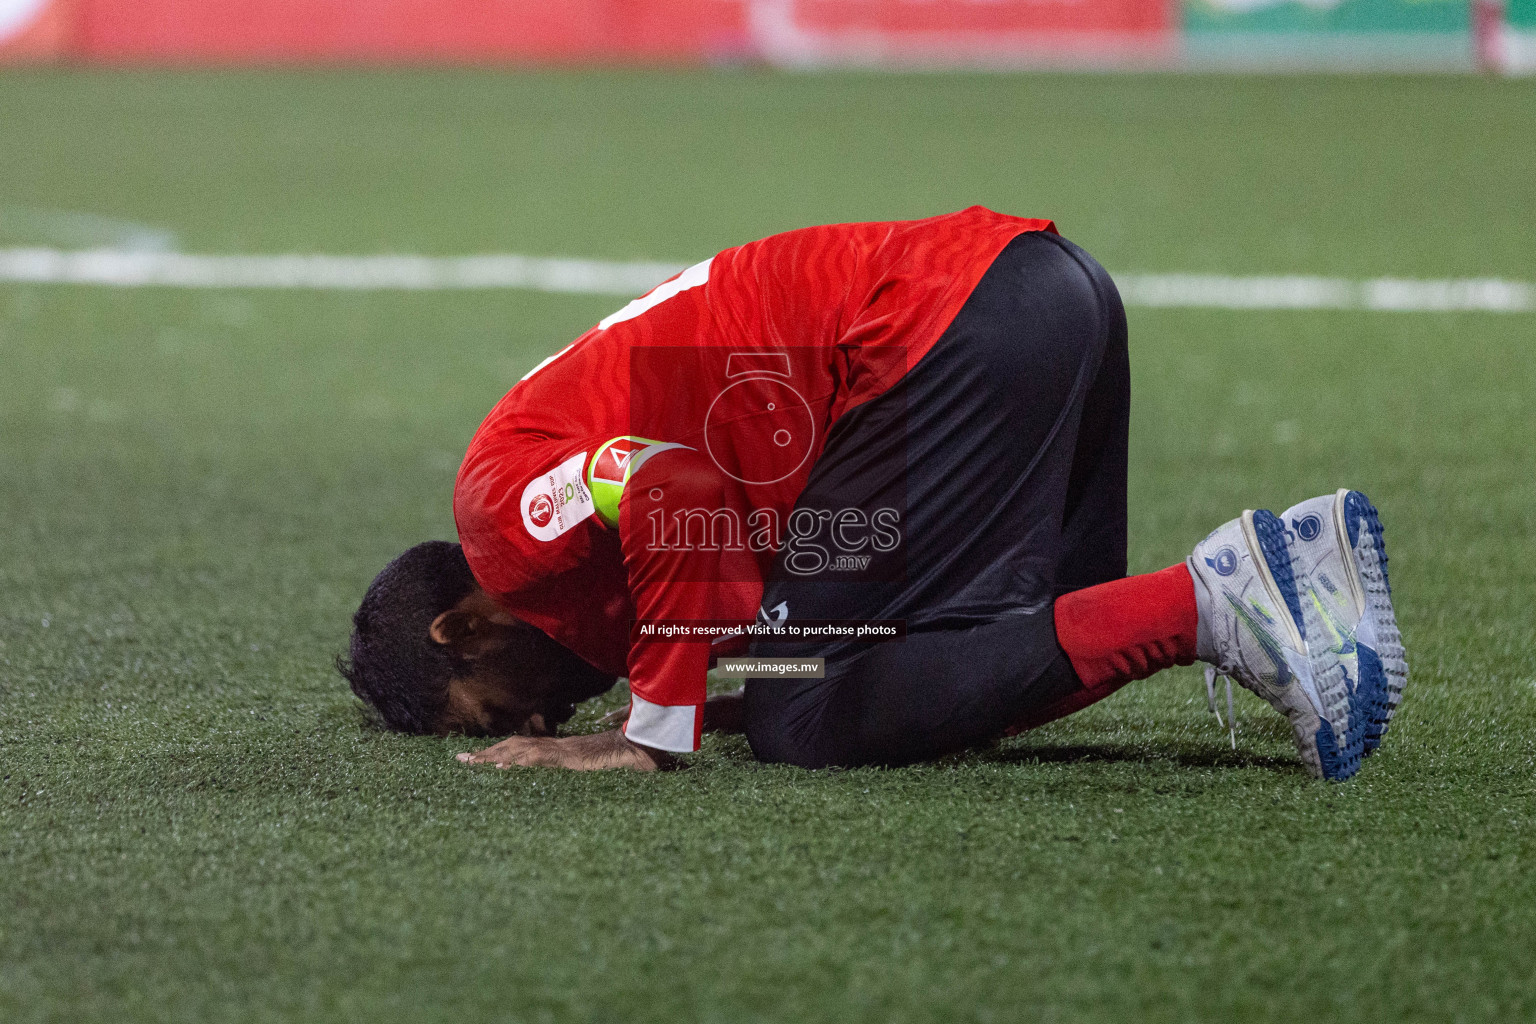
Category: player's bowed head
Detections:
[{"x1": 338, "y1": 541, "x2": 617, "y2": 738}]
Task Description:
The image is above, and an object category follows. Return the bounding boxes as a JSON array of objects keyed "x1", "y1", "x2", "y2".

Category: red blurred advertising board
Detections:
[
  {"x1": 1, "y1": 0, "x2": 1173, "y2": 64},
  {"x1": 788, "y1": 0, "x2": 1165, "y2": 34},
  {"x1": 73, "y1": 0, "x2": 746, "y2": 61},
  {"x1": 747, "y1": 0, "x2": 1173, "y2": 66}
]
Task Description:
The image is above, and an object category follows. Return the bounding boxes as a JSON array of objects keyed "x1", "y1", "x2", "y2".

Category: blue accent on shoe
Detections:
[
  {"x1": 1344, "y1": 493, "x2": 1363, "y2": 549},
  {"x1": 1357, "y1": 644, "x2": 1388, "y2": 755},
  {"x1": 1257, "y1": 506, "x2": 1365, "y2": 780},
  {"x1": 1251, "y1": 510, "x2": 1305, "y2": 634},
  {"x1": 1339, "y1": 662, "x2": 1368, "y2": 770},
  {"x1": 1342, "y1": 488, "x2": 1402, "y2": 758},
  {"x1": 1313, "y1": 718, "x2": 1359, "y2": 781},
  {"x1": 1345, "y1": 490, "x2": 1393, "y2": 595},
  {"x1": 1208, "y1": 546, "x2": 1239, "y2": 576}
]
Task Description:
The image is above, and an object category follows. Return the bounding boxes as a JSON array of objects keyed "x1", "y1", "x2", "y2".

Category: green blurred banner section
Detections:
[
  {"x1": 1511, "y1": 0, "x2": 1536, "y2": 28},
  {"x1": 1184, "y1": 0, "x2": 1468, "y2": 34},
  {"x1": 1182, "y1": 0, "x2": 1472, "y2": 68}
]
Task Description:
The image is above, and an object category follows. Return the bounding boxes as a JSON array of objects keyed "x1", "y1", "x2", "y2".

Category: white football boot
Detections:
[
  {"x1": 1280, "y1": 490, "x2": 1407, "y2": 757},
  {"x1": 1187, "y1": 509, "x2": 1361, "y2": 780}
]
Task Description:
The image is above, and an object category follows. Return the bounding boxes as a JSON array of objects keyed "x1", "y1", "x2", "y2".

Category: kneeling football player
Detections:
[{"x1": 339, "y1": 207, "x2": 1407, "y2": 781}]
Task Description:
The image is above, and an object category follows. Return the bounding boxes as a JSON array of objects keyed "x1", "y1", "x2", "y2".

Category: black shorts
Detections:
[{"x1": 744, "y1": 230, "x2": 1129, "y2": 768}]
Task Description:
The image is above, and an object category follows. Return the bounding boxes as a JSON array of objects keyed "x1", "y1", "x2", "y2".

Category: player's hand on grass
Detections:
[{"x1": 455, "y1": 728, "x2": 672, "y2": 772}]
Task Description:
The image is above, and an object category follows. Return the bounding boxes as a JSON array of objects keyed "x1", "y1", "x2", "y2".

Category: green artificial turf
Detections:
[{"x1": 1, "y1": 69, "x2": 1534, "y2": 1023}]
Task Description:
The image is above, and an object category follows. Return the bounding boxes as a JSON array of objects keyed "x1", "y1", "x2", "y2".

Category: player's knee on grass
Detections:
[
  {"x1": 743, "y1": 617, "x2": 1084, "y2": 770},
  {"x1": 742, "y1": 695, "x2": 836, "y2": 769}
]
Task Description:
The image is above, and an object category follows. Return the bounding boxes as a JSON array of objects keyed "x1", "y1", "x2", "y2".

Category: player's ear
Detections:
[{"x1": 429, "y1": 608, "x2": 478, "y2": 649}]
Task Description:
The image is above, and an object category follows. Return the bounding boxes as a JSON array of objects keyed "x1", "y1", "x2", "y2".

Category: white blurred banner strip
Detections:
[{"x1": 0, "y1": 247, "x2": 1530, "y2": 313}]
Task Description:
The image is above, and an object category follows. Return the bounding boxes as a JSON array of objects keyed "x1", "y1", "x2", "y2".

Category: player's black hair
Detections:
[{"x1": 338, "y1": 540, "x2": 477, "y2": 734}]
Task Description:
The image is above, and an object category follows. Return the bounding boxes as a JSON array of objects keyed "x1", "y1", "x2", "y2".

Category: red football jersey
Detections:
[{"x1": 454, "y1": 207, "x2": 1055, "y2": 751}]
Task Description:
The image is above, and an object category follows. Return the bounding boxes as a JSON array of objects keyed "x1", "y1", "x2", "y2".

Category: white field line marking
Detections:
[
  {"x1": 1118, "y1": 274, "x2": 1535, "y2": 313},
  {"x1": 0, "y1": 247, "x2": 684, "y2": 296},
  {"x1": 0, "y1": 247, "x2": 1531, "y2": 313}
]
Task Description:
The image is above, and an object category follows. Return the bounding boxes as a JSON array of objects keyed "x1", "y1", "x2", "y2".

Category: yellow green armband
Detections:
[{"x1": 585, "y1": 437, "x2": 691, "y2": 527}]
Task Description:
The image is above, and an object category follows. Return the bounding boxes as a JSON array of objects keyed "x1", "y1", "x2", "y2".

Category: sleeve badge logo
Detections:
[{"x1": 520, "y1": 451, "x2": 595, "y2": 541}]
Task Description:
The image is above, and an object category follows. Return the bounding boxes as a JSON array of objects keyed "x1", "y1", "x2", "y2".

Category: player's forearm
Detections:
[{"x1": 565, "y1": 730, "x2": 672, "y2": 770}]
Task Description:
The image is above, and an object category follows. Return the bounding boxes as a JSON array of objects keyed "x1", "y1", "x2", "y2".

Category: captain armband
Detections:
[{"x1": 585, "y1": 437, "x2": 691, "y2": 527}]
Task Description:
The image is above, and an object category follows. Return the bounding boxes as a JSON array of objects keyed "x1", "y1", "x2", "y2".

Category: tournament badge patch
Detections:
[{"x1": 520, "y1": 451, "x2": 596, "y2": 542}]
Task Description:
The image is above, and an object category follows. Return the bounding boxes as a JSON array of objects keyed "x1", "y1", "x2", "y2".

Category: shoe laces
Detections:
[{"x1": 1205, "y1": 665, "x2": 1237, "y2": 750}]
